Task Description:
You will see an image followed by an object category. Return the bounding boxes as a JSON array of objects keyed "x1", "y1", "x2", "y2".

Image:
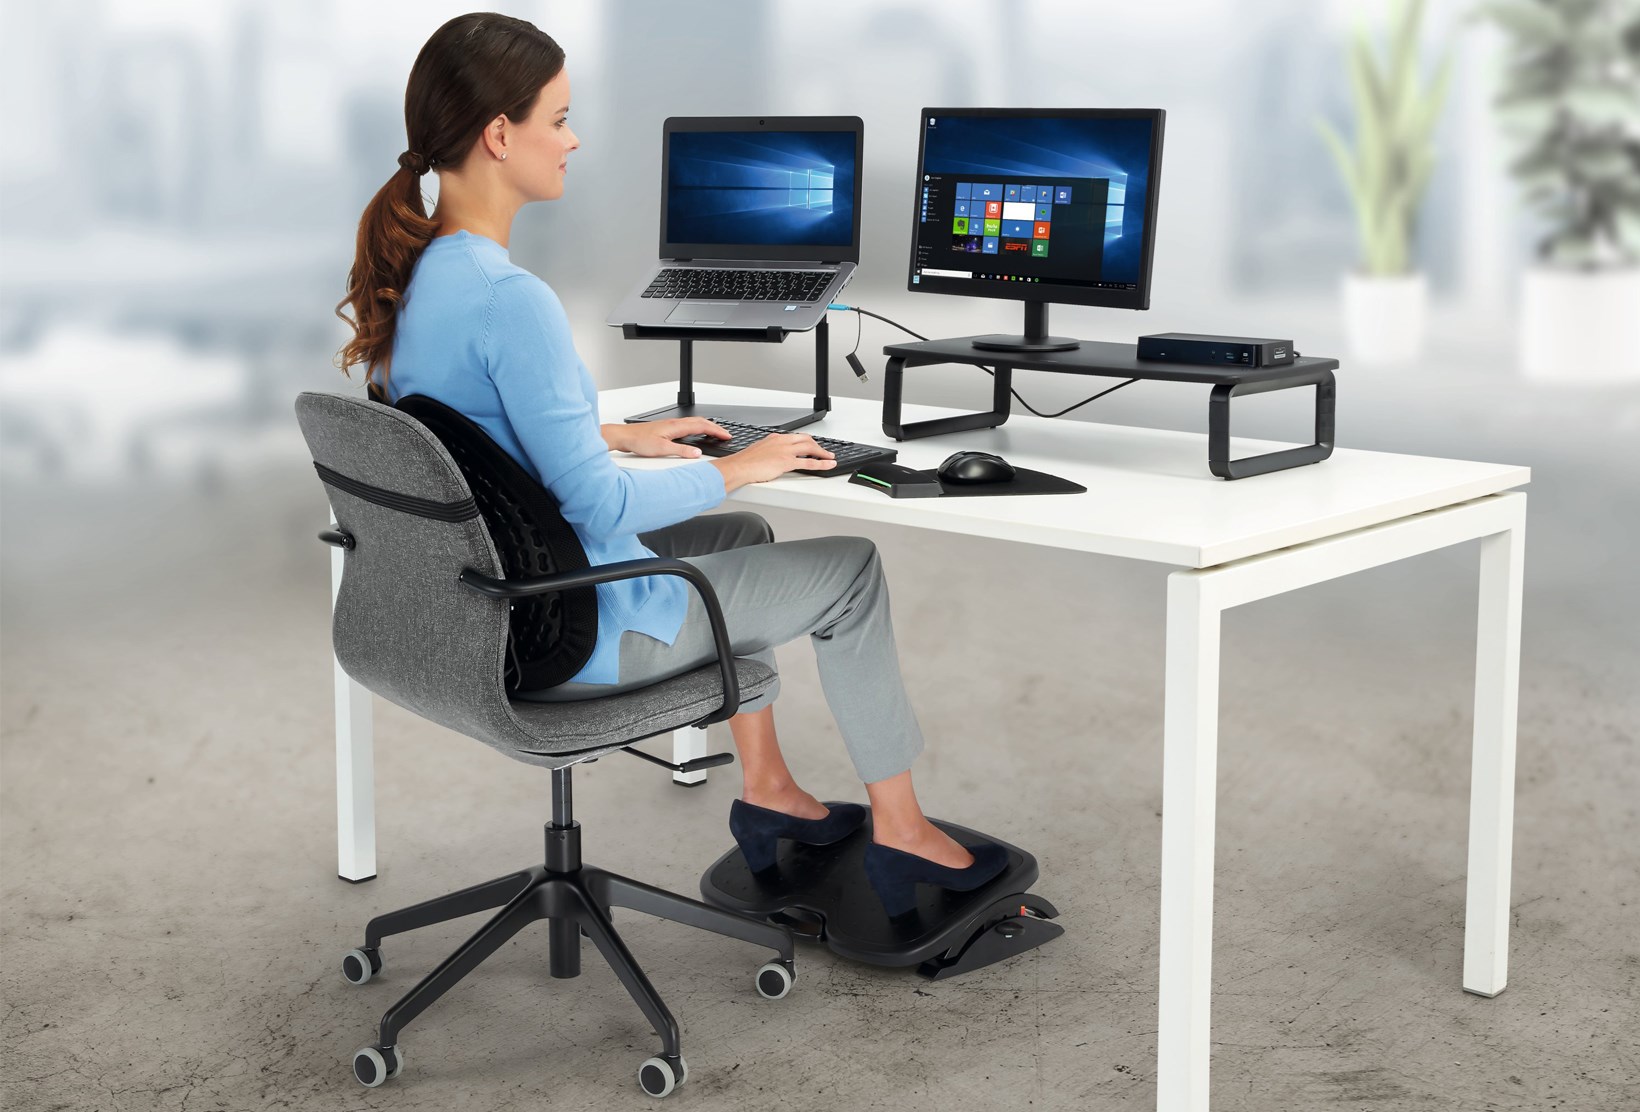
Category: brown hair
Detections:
[{"x1": 334, "y1": 13, "x2": 565, "y2": 398}]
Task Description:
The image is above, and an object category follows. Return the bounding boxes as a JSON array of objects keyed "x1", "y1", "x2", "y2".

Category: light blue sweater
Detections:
[{"x1": 379, "y1": 230, "x2": 727, "y2": 685}]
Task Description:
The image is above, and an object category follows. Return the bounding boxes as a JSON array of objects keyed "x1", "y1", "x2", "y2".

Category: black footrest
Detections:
[{"x1": 699, "y1": 807, "x2": 1060, "y2": 974}]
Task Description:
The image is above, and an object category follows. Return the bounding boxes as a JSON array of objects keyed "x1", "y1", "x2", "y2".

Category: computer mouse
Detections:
[{"x1": 937, "y1": 450, "x2": 1016, "y2": 485}]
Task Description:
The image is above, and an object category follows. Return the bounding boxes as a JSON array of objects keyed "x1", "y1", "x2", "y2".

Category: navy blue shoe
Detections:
[
  {"x1": 862, "y1": 839, "x2": 1010, "y2": 918},
  {"x1": 729, "y1": 798, "x2": 867, "y2": 873}
]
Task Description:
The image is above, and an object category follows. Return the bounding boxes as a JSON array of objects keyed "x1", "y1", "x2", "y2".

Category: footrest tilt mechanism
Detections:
[{"x1": 915, "y1": 892, "x2": 1063, "y2": 980}]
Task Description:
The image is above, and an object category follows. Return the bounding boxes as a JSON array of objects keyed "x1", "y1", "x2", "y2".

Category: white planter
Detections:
[
  {"x1": 1342, "y1": 272, "x2": 1428, "y2": 366},
  {"x1": 1521, "y1": 267, "x2": 1640, "y2": 384}
]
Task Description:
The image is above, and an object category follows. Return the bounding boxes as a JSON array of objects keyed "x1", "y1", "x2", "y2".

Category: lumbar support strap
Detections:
[{"x1": 314, "y1": 462, "x2": 479, "y2": 523}]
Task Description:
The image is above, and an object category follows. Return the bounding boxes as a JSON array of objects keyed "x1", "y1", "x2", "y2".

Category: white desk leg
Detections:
[
  {"x1": 332, "y1": 532, "x2": 377, "y2": 882},
  {"x1": 1156, "y1": 573, "x2": 1221, "y2": 1112},
  {"x1": 671, "y1": 725, "x2": 710, "y2": 786},
  {"x1": 1146, "y1": 493, "x2": 1527, "y2": 1107},
  {"x1": 1463, "y1": 498, "x2": 1525, "y2": 996}
]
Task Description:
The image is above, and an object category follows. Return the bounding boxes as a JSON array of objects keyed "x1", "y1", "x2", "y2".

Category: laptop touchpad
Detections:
[{"x1": 667, "y1": 301, "x2": 731, "y2": 325}]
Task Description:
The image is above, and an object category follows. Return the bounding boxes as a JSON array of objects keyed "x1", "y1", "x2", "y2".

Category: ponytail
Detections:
[
  {"x1": 333, "y1": 13, "x2": 566, "y2": 399},
  {"x1": 334, "y1": 164, "x2": 437, "y2": 400}
]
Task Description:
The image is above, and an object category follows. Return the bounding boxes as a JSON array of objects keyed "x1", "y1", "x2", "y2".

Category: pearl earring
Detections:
[{"x1": 500, "y1": 153, "x2": 508, "y2": 161}]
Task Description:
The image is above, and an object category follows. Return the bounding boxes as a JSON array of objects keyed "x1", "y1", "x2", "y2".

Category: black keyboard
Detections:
[
  {"x1": 642, "y1": 268, "x2": 834, "y2": 303},
  {"x1": 677, "y1": 418, "x2": 898, "y2": 477}
]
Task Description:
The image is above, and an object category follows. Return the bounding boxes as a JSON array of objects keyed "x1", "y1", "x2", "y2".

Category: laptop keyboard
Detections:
[
  {"x1": 677, "y1": 418, "x2": 898, "y2": 477},
  {"x1": 642, "y1": 268, "x2": 834, "y2": 302}
]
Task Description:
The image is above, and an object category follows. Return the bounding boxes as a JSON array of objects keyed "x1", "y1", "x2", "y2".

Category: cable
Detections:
[
  {"x1": 847, "y1": 305, "x2": 928, "y2": 343},
  {"x1": 828, "y1": 303, "x2": 1140, "y2": 419}
]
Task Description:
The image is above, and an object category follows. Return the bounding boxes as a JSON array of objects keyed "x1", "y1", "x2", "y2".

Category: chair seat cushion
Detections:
[{"x1": 504, "y1": 658, "x2": 776, "y2": 762}]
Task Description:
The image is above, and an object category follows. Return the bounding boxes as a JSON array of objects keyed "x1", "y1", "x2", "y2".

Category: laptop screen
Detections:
[{"x1": 661, "y1": 120, "x2": 861, "y2": 260}]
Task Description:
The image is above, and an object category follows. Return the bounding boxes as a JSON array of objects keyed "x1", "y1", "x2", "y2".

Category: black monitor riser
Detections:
[
  {"x1": 620, "y1": 319, "x2": 831, "y2": 432},
  {"x1": 881, "y1": 333, "x2": 1340, "y2": 479}
]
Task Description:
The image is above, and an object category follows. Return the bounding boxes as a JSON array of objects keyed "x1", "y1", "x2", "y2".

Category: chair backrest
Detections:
[
  {"x1": 295, "y1": 391, "x2": 520, "y2": 739},
  {"x1": 394, "y1": 394, "x2": 597, "y2": 693},
  {"x1": 297, "y1": 390, "x2": 776, "y2": 768}
]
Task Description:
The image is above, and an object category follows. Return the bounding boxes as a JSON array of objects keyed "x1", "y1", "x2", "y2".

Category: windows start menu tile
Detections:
[{"x1": 915, "y1": 175, "x2": 1111, "y2": 286}]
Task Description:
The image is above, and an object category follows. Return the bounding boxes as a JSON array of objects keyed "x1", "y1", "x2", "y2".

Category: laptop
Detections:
[{"x1": 607, "y1": 116, "x2": 863, "y2": 332}]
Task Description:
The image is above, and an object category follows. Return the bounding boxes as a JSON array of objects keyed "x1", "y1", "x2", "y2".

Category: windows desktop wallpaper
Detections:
[
  {"x1": 665, "y1": 130, "x2": 857, "y2": 248},
  {"x1": 919, "y1": 114, "x2": 1156, "y2": 283}
]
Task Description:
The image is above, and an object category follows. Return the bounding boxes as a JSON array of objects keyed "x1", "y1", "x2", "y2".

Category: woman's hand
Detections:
[
  {"x1": 605, "y1": 417, "x2": 731, "y2": 459},
  {"x1": 714, "y1": 432, "x2": 836, "y2": 490}
]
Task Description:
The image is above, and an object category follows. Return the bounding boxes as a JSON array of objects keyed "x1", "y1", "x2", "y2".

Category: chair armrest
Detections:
[{"x1": 457, "y1": 558, "x2": 742, "y2": 726}]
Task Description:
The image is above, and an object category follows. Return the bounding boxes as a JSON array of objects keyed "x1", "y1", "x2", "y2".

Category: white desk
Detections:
[{"x1": 328, "y1": 383, "x2": 1528, "y2": 1112}]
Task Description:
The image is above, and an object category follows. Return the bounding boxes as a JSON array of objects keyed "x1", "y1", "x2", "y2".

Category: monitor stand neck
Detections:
[{"x1": 970, "y1": 301, "x2": 1081, "y2": 354}]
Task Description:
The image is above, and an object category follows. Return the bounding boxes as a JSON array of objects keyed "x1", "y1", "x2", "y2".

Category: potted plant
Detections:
[
  {"x1": 1479, "y1": 0, "x2": 1640, "y2": 383},
  {"x1": 1318, "y1": 0, "x2": 1453, "y2": 366}
]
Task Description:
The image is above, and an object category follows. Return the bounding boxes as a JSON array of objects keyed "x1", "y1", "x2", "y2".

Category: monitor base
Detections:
[
  {"x1": 624, "y1": 402, "x2": 824, "y2": 432},
  {"x1": 967, "y1": 301, "x2": 1081, "y2": 353},
  {"x1": 969, "y1": 333, "x2": 1081, "y2": 353}
]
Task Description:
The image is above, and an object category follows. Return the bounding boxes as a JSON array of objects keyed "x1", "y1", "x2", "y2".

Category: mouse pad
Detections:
[{"x1": 916, "y1": 466, "x2": 1086, "y2": 496}]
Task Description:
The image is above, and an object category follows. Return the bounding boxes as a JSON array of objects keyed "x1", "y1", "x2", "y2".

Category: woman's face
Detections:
[{"x1": 510, "y1": 68, "x2": 578, "y2": 201}]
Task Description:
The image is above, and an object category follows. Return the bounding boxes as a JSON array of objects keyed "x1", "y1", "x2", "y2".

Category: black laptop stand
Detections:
[{"x1": 620, "y1": 318, "x2": 832, "y2": 432}]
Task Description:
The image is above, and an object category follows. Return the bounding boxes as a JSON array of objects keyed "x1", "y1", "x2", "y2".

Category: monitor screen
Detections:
[
  {"x1": 907, "y1": 109, "x2": 1164, "y2": 310},
  {"x1": 661, "y1": 120, "x2": 861, "y2": 260}
]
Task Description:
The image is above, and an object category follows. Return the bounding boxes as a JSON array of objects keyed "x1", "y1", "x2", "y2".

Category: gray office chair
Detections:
[{"x1": 294, "y1": 390, "x2": 795, "y2": 1099}]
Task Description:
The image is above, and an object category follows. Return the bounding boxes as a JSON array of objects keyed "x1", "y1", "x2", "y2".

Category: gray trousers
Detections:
[{"x1": 517, "y1": 512, "x2": 925, "y2": 784}]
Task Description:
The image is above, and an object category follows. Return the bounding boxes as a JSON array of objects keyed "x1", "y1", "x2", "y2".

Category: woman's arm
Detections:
[{"x1": 486, "y1": 275, "x2": 727, "y2": 538}]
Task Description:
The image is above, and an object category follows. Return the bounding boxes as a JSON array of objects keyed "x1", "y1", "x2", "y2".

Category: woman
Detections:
[{"x1": 334, "y1": 13, "x2": 1004, "y2": 916}]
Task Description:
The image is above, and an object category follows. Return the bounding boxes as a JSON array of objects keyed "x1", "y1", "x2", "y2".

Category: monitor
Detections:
[
  {"x1": 661, "y1": 116, "x2": 863, "y2": 263},
  {"x1": 906, "y1": 108, "x2": 1165, "y2": 352}
]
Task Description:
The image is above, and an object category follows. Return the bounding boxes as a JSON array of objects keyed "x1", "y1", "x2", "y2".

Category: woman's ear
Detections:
[{"x1": 481, "y1": 115, "x2": 509, "y2": 162}]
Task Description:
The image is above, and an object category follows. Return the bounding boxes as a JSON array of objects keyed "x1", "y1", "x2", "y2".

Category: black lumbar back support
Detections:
[{"x1": 394, "y1": 394, "x2": 599, "y2": 693}]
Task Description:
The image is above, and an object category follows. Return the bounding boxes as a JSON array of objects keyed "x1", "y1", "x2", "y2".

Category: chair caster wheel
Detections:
[
  {"x1": 352, "y1": 1044, "x2": 402, "y2": 1087},
  {"x1": 755, "y1": 959, "x2": 794, "y2": 1000},
  {"x1": 637, "y1": 1054, "x2": 685, "y2": 1097},
  {"x1": 341, "y1": 947, "x2": 381, "y2": 985}
]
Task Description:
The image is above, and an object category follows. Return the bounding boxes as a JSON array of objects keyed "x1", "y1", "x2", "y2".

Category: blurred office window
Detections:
[{"x1": 0, "y1": 0, "x2": 1574, "y2": 490}]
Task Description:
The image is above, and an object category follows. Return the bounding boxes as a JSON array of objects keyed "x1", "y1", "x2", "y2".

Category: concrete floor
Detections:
[{"x1": 3, "y1": 377, "x2": 1638, "y2": 1111}]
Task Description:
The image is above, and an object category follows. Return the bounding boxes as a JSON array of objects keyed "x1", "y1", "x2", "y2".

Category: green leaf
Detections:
[
  {"x1": 1496, "y1": 100, "x2": 1560, "y2": 134},
  {"x1": 1495, "y1": 68, "x2": 1567, "y2": 105},
  {"x1": 1574, "y1": 148, "x2": 1640, "y2": 181},
  {"x1": 1546, "y1": 230, "x2": 1603, "y2": 268},
  {"x1": 1508, "y1": 144, "x2": 1564, "y2": 177},
  {"x1": 1318, "y1": 117, "x2": 1375, "y2": 270},
  {"x1": 1613, "y1": 208, "x2": 1640, "y2": 260},
  {"x1": 1323, "y1": 0, "x2": 1463, "y2": 274},
  {"x1": 1388, "y1": 0, "x2": 1426, "y2": 118},
  {"x1": 1514, "y1": 168, "x2": 1571, "y2": 197},
  {"x1": 1474, "y1": 0, "x2": 1566, "y2": 43},
  {"x1": 1561, "y1": 84, "x2": 1640, "y2": 128},
  {"x1": 1349, "y1": 38, "x2": 1390, "y2": 209},
  {"x1": 1349, "y1": 33, "x2": 1389, "y2": 121}
]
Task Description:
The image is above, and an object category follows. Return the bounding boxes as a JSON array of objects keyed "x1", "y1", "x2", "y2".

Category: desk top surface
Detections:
[
  {"x1": 882, "y1": 337, "x2": 1340, "y2": 384},
  {"x1": 601, "y1": 384, "x2": 1529, "y2": 568}
]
